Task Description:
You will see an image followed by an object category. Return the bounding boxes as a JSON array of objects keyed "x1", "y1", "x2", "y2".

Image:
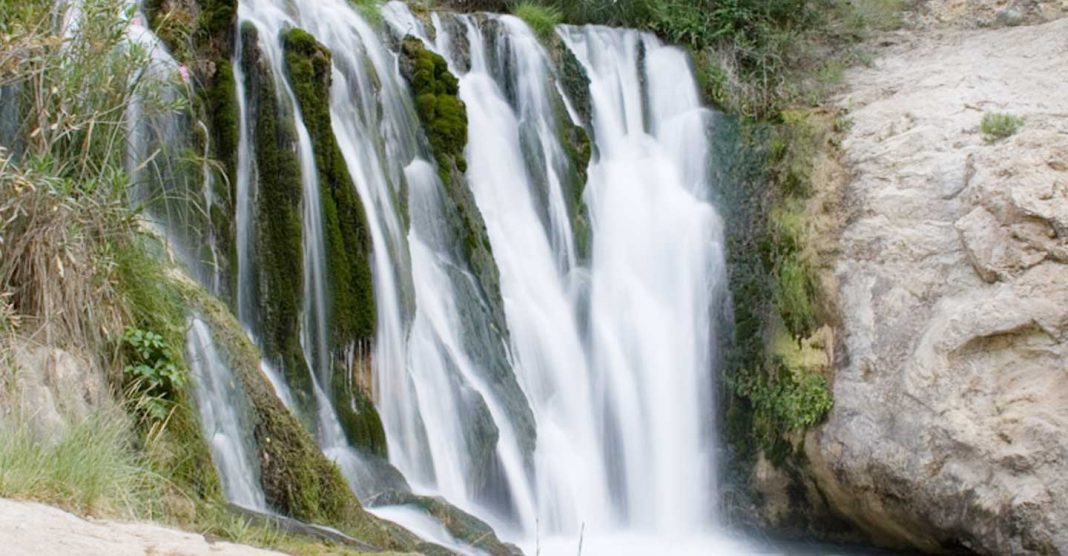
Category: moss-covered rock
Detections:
[
  {"x1": 398, "y1": 36, "x2": 501, "y2": 321},
  {"x1": 186, "y1": 287, "x2": 434, "y2": 552},
  {"x1": 398, "y1": 35, "x2": 538, "y2": 482},
  {"x1": 376, "y1": 491, "x2": 524, "y2": 556},
  {"x1": 331, "y1": 358, "x2": 388, "y2": 458},
  {"x1": 280, "y1": 28, "x2": 383, "y2": 454},
  {"x1": 239, "y1": 24, "x2": 315, "y2": 422},
  {"x1": 554, "y1": 39, "x2": 592, "y2": 125},
  {"x1": 281, "y1": 28, "x2": 376, "y2": 351}
]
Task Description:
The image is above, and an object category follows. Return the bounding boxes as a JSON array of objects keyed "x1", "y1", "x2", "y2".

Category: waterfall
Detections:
[
  {"x1": 186, "y1": 317, "x2": 267, "y2": 510},
  {"x1": 560, "y1": 24, "x2": 726, "y2": 533},
  {"x1": 193, "y1": 0, "x2": 748, "y2": 550},
  {"x1": 380, "y1": 5, "x2": 740, "y2": 551}
]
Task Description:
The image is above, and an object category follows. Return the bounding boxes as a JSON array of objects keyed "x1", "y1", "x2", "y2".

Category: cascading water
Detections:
[
  {"x1": 168, "y1": 0, "x2": 758, "y2": 550},
  {"x1": 383, "y1": 7, "x2": 743, "y2": 550},
  {"x1": 186, "y1": 317, "x2": 267, "y2": 510}
]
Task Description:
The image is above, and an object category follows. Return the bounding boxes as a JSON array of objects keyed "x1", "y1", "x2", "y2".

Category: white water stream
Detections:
[
  {"x1": 124, "y1": 0, "x2": 754, "y2": 549},
  {"x1": 186, "y1": 317, "x2": 267, "y2": 510},
  {"x1": 382, "y1": 6, "x2": 742, "y2": 552}
]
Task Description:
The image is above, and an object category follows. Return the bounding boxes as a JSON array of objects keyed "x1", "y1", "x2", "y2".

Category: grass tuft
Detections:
[
  {"x1": 513, "y1": 2, "x2": 563, "y2": 41},
  {"x1": 0, "y1": 410, "x2": 161, "y2": 517},
  {"x1": 981, "y1": 112, "x2": 1023, "y2": 143}
]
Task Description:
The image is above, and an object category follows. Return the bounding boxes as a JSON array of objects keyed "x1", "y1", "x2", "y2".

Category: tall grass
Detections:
[
  {"x1": 513, "y1": 2, "x2": 562, "y2": 40},
  {"x1": 0, "y1": 410, "x2": 161, "y2": 517},
  {"x1": 0, "y1": 0, "x2": 185, "y2": 366}
]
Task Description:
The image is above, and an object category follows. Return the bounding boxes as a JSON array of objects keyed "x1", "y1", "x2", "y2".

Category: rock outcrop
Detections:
[
  {"x1": 0, "y1": 497, "x2": 282, "y2": 556},
  {"x1": 809, "y1": 15, "x2": 1068, "y2": 554},
  {"x1": 0, "y1": 340, "x2": 110, "y2": 438}
]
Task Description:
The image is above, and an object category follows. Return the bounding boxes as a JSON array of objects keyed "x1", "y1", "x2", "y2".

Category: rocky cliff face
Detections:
[{"x1": 807, "y1": 14, "x2": 1068, "y2": 554}]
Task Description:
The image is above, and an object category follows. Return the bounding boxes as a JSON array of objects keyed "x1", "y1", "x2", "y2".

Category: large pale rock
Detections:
[
  {"x1": 913, "y1": 0, "x2": 1067, "y2": 28},
  {"x1": 810, "y1": 16, "x2": 1068, "y2": 554},
  {"x1": 0, "y1": 497, "x2": 283, "y2": 556},
  {"x1": 0, "y1": 339, "x2": 110, "y2": 438}
]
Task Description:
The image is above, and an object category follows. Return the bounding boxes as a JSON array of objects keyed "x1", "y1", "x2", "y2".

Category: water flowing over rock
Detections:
[{"x1": 132, "y1": 0, "x2": 761, "y2": 550}]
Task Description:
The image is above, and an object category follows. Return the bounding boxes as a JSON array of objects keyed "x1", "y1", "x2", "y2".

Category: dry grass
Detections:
[{"x1": 0, "y1": 154, "x2": 132, "y2": 366}]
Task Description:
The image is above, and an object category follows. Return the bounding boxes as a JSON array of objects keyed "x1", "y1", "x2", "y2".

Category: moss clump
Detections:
[
  {"x1": 398, "y1": 36, "x2": 537, "y2": 464},
  {"x1": 401, "y1": 37, "x2": 467, "y2": 182},
  {"x1": 398, "y1": 36, "x2": 502, "y2": 311},
  {"x1": 240, "y1": 25, "x2": 314, "y2": 418},
  {"x1": 331, "y1": 363, "x2": 388, "y2": 457},
  {"x1": 559, "y1": 117, "x2": 592, "y2": 258},
  {"x1": 282, "y1": 28, "x2": 376, "y2": 350}
]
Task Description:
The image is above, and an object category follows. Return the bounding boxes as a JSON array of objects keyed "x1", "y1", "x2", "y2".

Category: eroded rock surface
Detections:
[
  {"x1": 0, "y1": 340, "x2": 109, "y2": 438},
  {"x1": 810, "y1": 15, "x2": 1068, "y2": 554},
  {"x1": 0, "y1": 498, "x2": 283, "y2": 556}
]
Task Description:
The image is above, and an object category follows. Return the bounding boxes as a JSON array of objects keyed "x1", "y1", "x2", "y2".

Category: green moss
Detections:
[
  {"x1": 558, "y1": 117, "x2": 592, "y2": 258},
  {"x1": 194, "y1": 0, "x2": 237, "y2": 56},
  {"x1": 720, "y1": 112, "x2": 832, "y2": 470},
  {"x1": 401, "y1": 37, "x2": 467, "y2": 181},
  {"x1": 398, "y1": 36, "x2": 502, "y2": 311},
  {"x1": 556, "y1": 40, "x2": 591, "y2": 125},
  {"x1": 240, "y1": 25, "x2": 314, "y2": 419},
  {"x1": 398, "y1": 36, "x2": 537, "y2": 462},
  {"x1": 331, "y1": 365, "x2": 388, "y2": 457},
  {"x1": 282, "y1": 28, "x2": 376, "y2": 351},
  {"x1": 188, "y1": 287, "x2": 423, "y2": 551}
]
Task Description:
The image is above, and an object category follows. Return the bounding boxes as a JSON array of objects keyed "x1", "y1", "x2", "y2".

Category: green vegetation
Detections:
[
  {"x1": 981, "y1": 112, "x2": 1024, "y2": 143},
  {"x1": 331, "y1": 369, "x2": 389, "y2": 457},
  {"x1": 402, "y1": 37, "x2": 468, "y2": 182},
  {"x1": 122, "y1": 328, "x2": 185, "y2": 421},
  {"x1": 283, "y1": 28, "x2": 377, "y2": 348},
  {"x1": 503, "y1": 0, "x2": 902, "y2": 116},
  {"x1": 352, "y1": 0, "x2": 385, "y2": 26},
  {"x1": 0, "y1": 2, "x2": 415, "y2": 553},
  {"x1": 0, "y1": 411, "x2": 159, "y2": 517},
  {"x1": 513, "y1": 2, "x2": 563, "y2": 41},
  {"x1": 189, "y1": 288, "x2": 420, "y2": 550},
  {"x1": 722, "y1": 110, "x2": 838, "y2": 467},
  {"x1": 399, "y1": 36, "x2": 503, "y2": 305},
  {"x1": 239, "y1": 25, "x2": 316, "y2": 418},
  {"x1": 143, "y1": 0, "x2": 239, "y2": 297},
  {"x1": 282, "y1": 28, "x2": 383, "y2": 453}
]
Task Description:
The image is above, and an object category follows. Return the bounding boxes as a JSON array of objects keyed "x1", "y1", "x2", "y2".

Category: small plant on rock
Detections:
[
  {"x1": 981, "y1": 112, "x2": 1023, "y2": 143},
  {"x1": 123, "y1": 327, "x2": 184, "y2": 421}
]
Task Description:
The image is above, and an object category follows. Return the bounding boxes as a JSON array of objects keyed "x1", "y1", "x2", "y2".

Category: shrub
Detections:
[
  {"x1": 513, "y1": 2, "x2": 562, "y2": 41},
  {"x1": 123, "y1": 327, "x2": 185, "y2": 421},
  {"x1": 981, "y1": 112, "x2": 1023, "y2": 142}
]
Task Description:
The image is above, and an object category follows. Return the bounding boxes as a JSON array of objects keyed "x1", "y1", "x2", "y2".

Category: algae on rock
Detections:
[
  {"x1": 239, "y1": 24, "x2": 315, "y2": 422},
  {"x1": 397, "y1": 34, "x2": 538, "y2": 477},
  {"x1": 281, "y1": 28, "x2": 385, "y2": 456}
]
